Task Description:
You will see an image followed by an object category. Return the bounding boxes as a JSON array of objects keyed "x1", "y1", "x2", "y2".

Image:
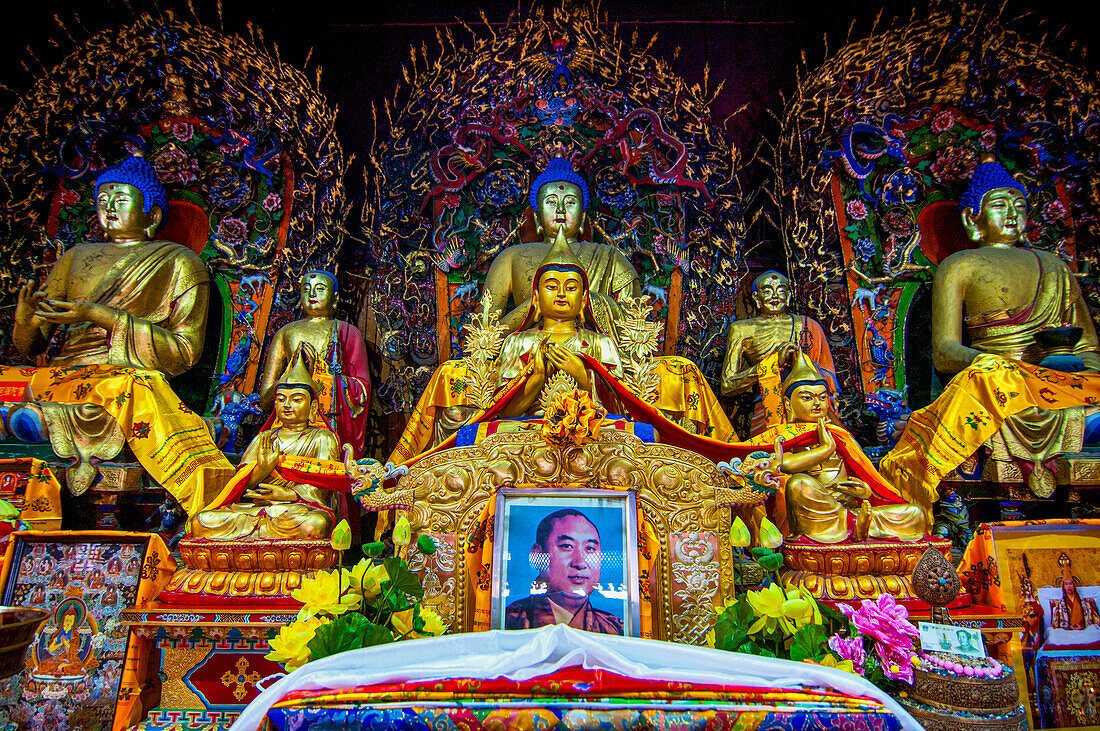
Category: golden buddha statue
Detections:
[
  {"x1": 1, "y1": 156, "x2": 233, "y2": 512},
  {"x1": 190, "y1": 353, "x2": 341, "y2": 540},
  {"x1": 881, "y1": 157, "x2": 1100, "y2": 506},
  {"x1": 483, "y1": 157, "x2": 640, "y2": 334},
  {"x1": 721, "y1": 270, "x2": 836, "y2": 435},
  {"x1": 390, "y1": 160, "x2": 733, "y2": 463},
  {"x1": 778, "y1": 352, "x2": 926, "y2": 544},
  {"x1": 257, "y1": 270, "x2": 370, "y2": 457}
]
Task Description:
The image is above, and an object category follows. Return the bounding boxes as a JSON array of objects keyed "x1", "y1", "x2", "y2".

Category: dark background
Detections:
[{"x1": 1, "y1": 0, "x2": 1094, "y2": 262}]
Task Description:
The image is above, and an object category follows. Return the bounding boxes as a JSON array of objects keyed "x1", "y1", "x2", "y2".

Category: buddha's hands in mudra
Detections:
[
  {"x1": 544, "y1": 340, "x2": 591, "y2": 391},
  {"x1": 18, "y1": 281, "x2": 116, "y2": 329}
]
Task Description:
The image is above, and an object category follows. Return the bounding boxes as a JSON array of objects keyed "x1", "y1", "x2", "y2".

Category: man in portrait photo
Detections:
[{"x1": 504, "y1": 508, "x2": 624, "y2": 635}]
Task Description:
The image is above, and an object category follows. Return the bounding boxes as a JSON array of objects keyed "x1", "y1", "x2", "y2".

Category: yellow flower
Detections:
[
  {"x1": 266, "y1": 615, "x2": 329, "y2": 671},
  {"x1": 420, "y1": 607, "x2": 447, "y2": 637},
  {"x1": 393, "y1": 515, "x2": 412, "y2": 547},
  {"x1": 783, "y1": 583, "x2": 822, "y2": 631},
  {"x1": 391, "y1": 608, "x2": 415, "y2": 637},
  {"x1": 330, "y1": 519, "x2": 352, "y2": 550},
  {"x1": 348, "y1": 559, "x2": 389, "y2": 601},
  {"x1": 705, "y1": 627, "x2": 717, "y2": 648},
  {"x1": 0, "y1": 499, "x2": 20, "y2": 520},
  {"x1": 745, "y1": 583, "x2": 791, "y2": 635},
  {"x1": 729, "y1": 517, "x2": 751, "y2": 548},
  {"x1": 802, "y1": 655, "x2": 857, "y2": 675},
  {"x1": 758, "y1": 517, "x2": 784, "y2": 549},
  {"x1": 292, "y1": 569, "x2": 362, "y2": 617}
]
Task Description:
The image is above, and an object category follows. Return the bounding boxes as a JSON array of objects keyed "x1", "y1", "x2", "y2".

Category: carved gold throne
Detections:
[{"x1": 362, "y1": 428, "x2": 767, "y2": 645}]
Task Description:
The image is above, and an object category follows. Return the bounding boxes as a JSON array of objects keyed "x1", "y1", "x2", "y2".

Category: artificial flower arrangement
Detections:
[
  {"x1": 709, "y1": 516, "x2": 920, "y2": 688},
  {"x1": 266, "y1": 515, "x2": 446, "y2": 671}
]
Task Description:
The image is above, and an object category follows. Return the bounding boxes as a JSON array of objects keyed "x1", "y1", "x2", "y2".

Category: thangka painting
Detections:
[
  {"x1": 0, "y1": 533, "x2": 156, "y2": 730},
  {"x1": 979, "y1": 521, "x2": 1100, "y2": 728}
]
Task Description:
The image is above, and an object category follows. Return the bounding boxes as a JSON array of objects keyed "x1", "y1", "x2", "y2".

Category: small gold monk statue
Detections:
[
  {"x1": 1, "y1": 156, "x2": 233, "y2": 510},
  {"x1": 778, "y1": 352, "x2": 926, "y2": 544},
  {"x1": 257, "y1": 270, "x2": 370, "y2": 457},
  {"x1": 721, "y1": 270, "x2": 836, "y2": 434},
  {"x1": 190, "y1": 353, "x2": 341, "y2": 540},
  {"x1": 497, "y1": 231, "x2": 622, "y2": 418},
  {"x1": 483, "y1": 157, "x2": 641, "y2": 334}
]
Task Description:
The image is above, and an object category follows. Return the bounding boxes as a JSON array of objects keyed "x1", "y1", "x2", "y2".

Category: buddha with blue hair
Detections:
[
  {"x1": 881, "y1": 155, "x2": 1100, "y2": 509},
  {"x1": 2, "y1": 155, "x2": 233, "y2": 513}
]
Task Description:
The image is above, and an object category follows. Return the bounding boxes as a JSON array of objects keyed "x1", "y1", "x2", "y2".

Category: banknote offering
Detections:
[{"x1": 919, "y1": 621, "x2": 986, "y2": 659}]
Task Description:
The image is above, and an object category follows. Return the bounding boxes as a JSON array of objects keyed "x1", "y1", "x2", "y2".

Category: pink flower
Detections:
[
  {"x1": 217, "y1": 216, "x2": 249, "y2": 242},
  {"x1": 442, "y1": 193, "x2": 462, "y2": 209},
  {"x1": 931, "y1": 110, "x2": 956, "y2": 134},
  {"x1": 840, "y1": 594, "x2": 918, "y2": 683},
  {"x1": 828, "y1": 634, "x2": 866, "y2": 675},
  {"x1": 930, "y1": 146, "x2": 977, "y2": 183},
  {"x1": 846, "y1": 200, "x2": 868, "y2": 221},
  {"x1": 1027, "y1": 225, "x2": 1045, "y2": 243},
  {"x1": 59, "y1": 188, "x2": 80, "y2": 206},
  {"x1": 1042, "y1": 200, "x2": 1067, "y2": 223},
  {"x1": 153, "y1": 146, "x2": 199, "y2": 184},
  {"x1": 262, "y1": 193, "x2": 283, "y2": 213},
  {"x1": 979, "y1": 129, "x2": 997, "y2": 150},
  {"x1": 166, "y1": 120, "x2": 194, "y2": 142}
]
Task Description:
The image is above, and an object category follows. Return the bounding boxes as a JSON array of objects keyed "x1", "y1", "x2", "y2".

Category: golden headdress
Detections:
[
  {"x1": 782, "y1": 349, "x2": 829, "y2": 397},
  {"x1": 275, "y1": 346, "x2": 322, "y2": 399}
]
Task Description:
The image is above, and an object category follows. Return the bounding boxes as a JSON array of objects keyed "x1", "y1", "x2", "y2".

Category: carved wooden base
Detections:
[
  {"x1": 899, "y1": 699, "x2": 1028, "y2": 731},
  {"x1": 781, "y1": 537, "x2": 951, "y2": 601},
  {"x1": 160, "y1": 538, "x2": 338, "y2": 604}
]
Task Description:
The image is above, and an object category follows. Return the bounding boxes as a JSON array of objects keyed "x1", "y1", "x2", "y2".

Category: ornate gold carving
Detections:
[
  {"x1": 1055, "y1": 453, "x2": 1100, "y2": 485},
  {"x1": 538, "y1": 370, "x2": 580, "y2": 414},
  {"x1": 364, "y1": 429, "x2": 767, "y2": 640},
  {"x1": 407, "y1": 533, "x2": 458, "y2": 630},
  {"x1": 782, "y1": 537, "x2": 952, "y2": 601},
  {"x1": 164, "y1": 538, "x2": 339, "y2": 601},
  {"x1": 669, "y1": 532, "x2": 720, "y2": 645},
  {"x1": 462, "y1": 292, "x2": 509, "y2": 410},
  {"x1": 616, "y1": 295, "x2": 661, "y2": 404}
]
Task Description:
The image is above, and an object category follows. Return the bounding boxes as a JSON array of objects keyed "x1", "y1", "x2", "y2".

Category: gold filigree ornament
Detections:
[
  {"x1": 462, "y1": 292, "x2": 511, "y2": 409},
  {"x1": 616, "y1": 295, "x2": 662, "y2": 404}
]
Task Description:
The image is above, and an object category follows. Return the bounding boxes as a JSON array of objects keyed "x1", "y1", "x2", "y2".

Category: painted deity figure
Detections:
[
  {"x1": 32, "y1": 602, "x2": 96, "y2": 679},
  {"x1": 190, "y1": 353, "x2": 341, "y2": 540},
  {"x1": 1, "y1": 156, "x2": 233, "y2": 512},
  {"x1": 483, "y1": 157, "x2": 640, "y2": 335},
  {"x1": 881, "y1": 158, "x2": 1100, "y2": 507},
  {"x1": 721, "y1": 270, "x2": 836, "y2": 435},
  {"x1": 258, "y1": 270, "x2": 370, "y2": 457},
  {"x1": 777, "y1": 352, "x2": 926, "y2": 544}
]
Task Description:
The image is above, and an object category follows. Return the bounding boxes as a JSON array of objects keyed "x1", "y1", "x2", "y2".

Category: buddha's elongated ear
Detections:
[
  {"x1": 144, "y1": 205, "x2": 163, "y2": 238},
  {"x1": 784, "y1": 399, "x2": 794, "y2": 423},
  {"x1": 961, "y1": 207, "x2": 982, "y2": 242},
  {"x1": 308, "y1": 395, "x2": 319, "y2": 423}
]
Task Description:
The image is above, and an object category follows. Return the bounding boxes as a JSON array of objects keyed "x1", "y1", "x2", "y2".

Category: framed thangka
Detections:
[
  {"x1": 491, "y1": 489, "x2": 639, "y2": 637},
  {"x1": 0, "y1": 532, "x2": 161, "y2": 730}
]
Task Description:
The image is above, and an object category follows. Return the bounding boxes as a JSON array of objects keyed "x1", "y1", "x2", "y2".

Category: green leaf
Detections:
[
  {"x1": 363, "y1": 541, "x2": 385, "y2": 558},
  {"x1": 750, "y1": 547, "x2": 774, "y2": 559},
  {"x1": 307, "y1": 614, "x2": 393, "y2": 661},
  {"x1": 789, "y1": 624, "x2": 828, "y2": 662},
  {"x1": 383, "y1": 557, "x2": 425, "y2": 599}
]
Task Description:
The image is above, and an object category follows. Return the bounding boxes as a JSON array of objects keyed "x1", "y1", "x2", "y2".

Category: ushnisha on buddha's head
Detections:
[
  {"x1": 960, "y1": 158, "x2": 1029, "y2": 247},
  {"x1": 751, "y1": 270, "x2": 791, "y2": 317},
  {"x1": 782, "y1": 350, "x2": 831, "y2": 423},
  {"x1": 94, "y1": 156, "x2": 168, "y2": 243},
  {"x1": 300, "y1": 270, "x2": 338, "y2": 318},
  {"x1": 531, "y1": 158, "x2": 589, "y2": 241}
]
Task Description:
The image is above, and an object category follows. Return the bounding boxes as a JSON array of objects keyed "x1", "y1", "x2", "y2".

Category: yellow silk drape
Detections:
[
  {"x1": 1, "y1": 364, "x2": 235, "y2": 516},
  {"x1": 880, "y1": 354, "x2": 1100, "y2": 520}
]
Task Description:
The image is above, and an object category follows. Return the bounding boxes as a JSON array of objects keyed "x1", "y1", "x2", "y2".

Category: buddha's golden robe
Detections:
[
  {"x1": 190, "y1": 426, "x2": 341, "y2": 540},
  {"x1": 0, "y1": 239, "x2": 234, "y2": 512}
]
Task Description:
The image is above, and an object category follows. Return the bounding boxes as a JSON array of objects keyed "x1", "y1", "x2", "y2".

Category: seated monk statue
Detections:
[
  {"x1": 191, "y1": 352, "x2": 341, "y2": 540},
  {"x1": 0, "y1": 156, "x2": 233, "y2": 513},
  {"x1": 777, "y1": 351, "x2": 926, "y2": 544},
  {"x1": 257, "y1": 270, "x2": 370, "y2": 457},
  {"x1": 390, "y1": 159, "x2": 733, "y2": 463},
  {"x1": 881, "y1": 157, "x2": 1100, "y2": 507},
  {"x1": 721, "y1": 270, "x2": 837, "y2": 435}
]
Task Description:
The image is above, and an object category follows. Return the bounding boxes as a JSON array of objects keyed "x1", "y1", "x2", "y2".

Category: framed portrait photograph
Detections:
[{"x1": 491, "y1": 488, "x2": 639, "y2": 637}]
